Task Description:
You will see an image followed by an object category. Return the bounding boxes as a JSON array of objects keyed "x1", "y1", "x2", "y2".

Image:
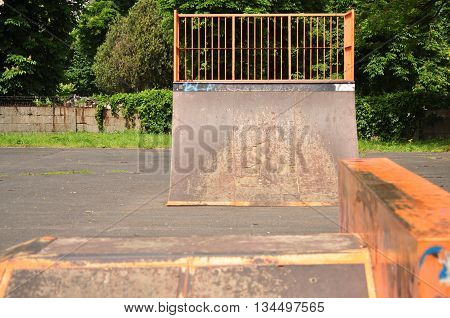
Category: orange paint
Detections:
[
  {"x1": 339, "y1": 158, "x2": 450, "y2": 297},
  {"x1": 0, "y1": 263, "x2": 12, "y2": 298}
]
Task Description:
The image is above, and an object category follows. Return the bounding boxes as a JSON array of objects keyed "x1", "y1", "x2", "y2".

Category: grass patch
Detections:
[
  {"x1": 0, "y1": 131, "x2": 171, "y2": 149},
  {"x1": 359, "y1": 139, "x2": 449, "y2": 153},
  {"x1": 110, "y1": 169, "x2": 131, "y2": 174},
  {"x1": 20, "y1": 169, "x2": 92, "y2": 176},
  {"x1": 0, "y1": 132, "x2": 448, "y2": 152}
]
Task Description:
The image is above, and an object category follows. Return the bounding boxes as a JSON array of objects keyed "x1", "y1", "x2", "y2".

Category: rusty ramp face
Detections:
[
  {"x1": 0, "y1": 234, "x2": 375, "y2": 298},
  {"x1": 168, "y1": 83, "x2": 358, "y2": 206}
]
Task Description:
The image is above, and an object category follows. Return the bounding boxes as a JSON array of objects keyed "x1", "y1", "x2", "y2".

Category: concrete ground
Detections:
[{"x1": 0, "y1": 148, "x2": 448, "y2": 252}]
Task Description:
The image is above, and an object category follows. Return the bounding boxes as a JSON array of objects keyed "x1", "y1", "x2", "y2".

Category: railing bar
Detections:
[
  {"x1": 232, "y1": 16, "x2": 235, "y2": 80},
  {"x1": 253, "y1": 16, "x2": 256, "y2": 80},
  {"x1": 184, "y1": 46, "x2": 335, "y2": 50},
  {"x1": 184, "y1": 17, "x2": 187, "y2": 80},
  {"x1": 323, "y1": 16, "x2": 326, "y2": 79},
  {"x1": 274, "y1": 17, "x2": 276, "y2": 80},
  {"x1": 225, "y1": 17, "x2": 227, "y2": 80},
  {"x1": 303, "y1": 17, "x2": 305, "y2": 79},
  {"x1": 218, "y1": 17, "x2": 221, "y2": 80},
  {"x1": 336, "y1": 16, "x2": 339, "y2": 77},
  {"x1": 240, "y1": 18, "x2": 243, "y2": 80},
  {"x1": 205, "y1": 17, "x2": 207, "y2": 80},
  {"x1": 281, "y1": 17, "x2": 283, "y2": 80},
  {"x1": 173, "y1": 11, "x2": 179, "y2": 82},
  {"x1": 247, "y1": 17, "x2": 250, "y2": 80},
  {"x1": 197, "y1": 17, "x2": 200, "y2": 80},
  {"x1": 179, "y1": 13, "x2": 347, "y2": 17},
  {"x1": 191, "y1": 18, "x2": 193, "y2": 80},
  {"x1": 329, "y1": 16, "x2": 332, "y2": 79},
  {"x1": 267, "y1": 17, "x2": 269, "y2": 80},
  {"x1": 296, "y1": 16, "x2": 299, "y2": 79},
  {"x1": 180, "y1": 79, "x2": 351, "y2": 83},
  {"x1": 309, "y1": 17, "x2": 312, "y2": 79},
  {"x1": 260, "y1": 17, "x2": 263, "y2": 80},
  {"x1": 288, "y1": 16, "x2": 292, "y2": 80},
  {"x1": 211, "y1": 17, "x2": 214, "y2": 80},
  {"x1": 316, "y1": 17, "x2": 319, "y2": 79}
]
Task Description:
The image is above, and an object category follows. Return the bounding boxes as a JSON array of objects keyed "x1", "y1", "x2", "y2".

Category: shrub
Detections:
[
  {"x1": 356, "y1": 92, "x2": 447, "y2": 141},
  {"x1": 93, "y1": 0, "x2": 172, "y2": 93},
  {"x1": 95, "y1": 89, "x2": 172, "y2": 133}
]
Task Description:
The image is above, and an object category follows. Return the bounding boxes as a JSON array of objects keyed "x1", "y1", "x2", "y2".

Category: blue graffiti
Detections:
[
  {"x1": 419, "y1": 246, "x2": 449, "y2": 282},
  {"x1": 182, "y1": 83, "x2": 216, "y2": 92}
]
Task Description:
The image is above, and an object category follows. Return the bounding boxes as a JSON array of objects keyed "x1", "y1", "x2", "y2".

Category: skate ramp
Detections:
[{"x1": 168, "y1": 83, "x2": 358, "y2": 206}]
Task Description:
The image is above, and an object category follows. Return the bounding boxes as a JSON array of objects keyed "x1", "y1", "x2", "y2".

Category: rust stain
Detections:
[{"x1": 0, "y1": 236, "x2": 56, "y2": 262}]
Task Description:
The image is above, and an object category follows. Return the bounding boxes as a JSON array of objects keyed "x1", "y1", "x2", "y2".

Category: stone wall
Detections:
[{"x1": 0, "y1": 106, "x2": 139, "y2": 133}]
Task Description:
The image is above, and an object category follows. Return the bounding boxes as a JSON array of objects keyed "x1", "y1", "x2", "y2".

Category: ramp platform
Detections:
[{"x1": 0, "y1": 234, "x2": 375, "y2": 298}]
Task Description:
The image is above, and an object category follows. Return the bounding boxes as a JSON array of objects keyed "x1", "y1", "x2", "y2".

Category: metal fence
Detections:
[{"x1": 173, "y1": 11, "x2": 354, "y2": 82}]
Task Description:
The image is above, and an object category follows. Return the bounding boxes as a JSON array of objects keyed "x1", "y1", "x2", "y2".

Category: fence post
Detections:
[
  {"x1": 173, "y1": 10, "x2": 179, "y2": 82},
  {"x1": 344, "y1": 10, "x2": 354, "y2": 81}
]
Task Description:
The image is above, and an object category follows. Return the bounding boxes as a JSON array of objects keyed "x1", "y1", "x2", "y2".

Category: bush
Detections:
[
  {"x1": 95, "y1": 89, "x2": 172, "y2": 133},
  {"x1": 356, "y1": 92, "x2": 447, "y2": 141},
  {"x1": 93, "y1": 0, "x2": 172, "y2": 93}
]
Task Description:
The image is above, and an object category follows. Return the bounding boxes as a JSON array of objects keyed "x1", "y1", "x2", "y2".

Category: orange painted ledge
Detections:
[{"x1": 339, "y1": 158, "x2": 450, "y2": 298}]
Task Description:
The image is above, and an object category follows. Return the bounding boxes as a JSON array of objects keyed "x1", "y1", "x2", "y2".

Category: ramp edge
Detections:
[{"x1": 166, "y1": 201, "x2": 337, "y2": 207}]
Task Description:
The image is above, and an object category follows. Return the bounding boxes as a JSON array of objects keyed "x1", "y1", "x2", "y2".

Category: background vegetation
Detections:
[
  {"x1": 95, "y1": 89, "x2": 172, "y2": 133},
  {"x1": 0, "y1": 0, "x2": 448, "y2": 141}
]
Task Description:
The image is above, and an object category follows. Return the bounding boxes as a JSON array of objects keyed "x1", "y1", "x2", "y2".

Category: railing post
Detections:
[
  {"x1": 173, "y1": 10, "x2": 179, "y2": 82},
  {"x1": 343, "y1": 9, "x2": 354, "y2": 81},
  {"x1": 232, "y1": 16, "x2": 235, "y2": 80}
]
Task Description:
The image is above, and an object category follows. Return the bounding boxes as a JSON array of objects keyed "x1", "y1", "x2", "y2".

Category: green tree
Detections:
[
  {"x1": 94, "y1": 0, "x2": 172, "y2": 93},
  {"x1": 66, "y1": 1, "x2": 121, "y2": 95},
  {"x1": 328, "y1": 0, "x2": 449, "y2": 139},
  {"x1": 66, "y1": 0, "x2": 138, "y2": 95},
  {"x1": 354, "y1": 0, "x2": 449, "y2": 96},
  {"x1": 159, "y1": 0, "x2": 323, "y2": 14},
  {"x1": 72, "y1": 1, "x2": 122, "y2": 60},
  {"x1": 0, "y1": 0, "x2": 83, "y2": 95}
]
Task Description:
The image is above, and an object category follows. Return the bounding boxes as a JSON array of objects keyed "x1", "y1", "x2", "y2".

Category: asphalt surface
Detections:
[{"x1": 0, "y1": 148, "x2": 449, "y2": 252}]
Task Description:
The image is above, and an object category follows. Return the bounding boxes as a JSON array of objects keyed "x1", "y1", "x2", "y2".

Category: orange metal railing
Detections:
[{"x1": 173, "y1": 11, "x2": 354, "y2": 82}]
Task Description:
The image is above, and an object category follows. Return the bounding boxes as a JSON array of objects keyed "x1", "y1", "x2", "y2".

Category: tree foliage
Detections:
[
  {"x1": 65, "y1": 0, "x2": 138, "y2": 95},
  {"x1": 1, "y1": 0, "x2": 448, "y2": 140},
  {"x1": 159, "y1": 0, "x2": 323, "y2": 14},
  {"x1": 94, "y1": 0, "x2": 172, "y2": 93},
  {"x1": 354, "y1": 0, "x2": 449, "y2": 96},
  {"x1": 0, "y1": 0, "x2": 83, "y2": 95}
]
